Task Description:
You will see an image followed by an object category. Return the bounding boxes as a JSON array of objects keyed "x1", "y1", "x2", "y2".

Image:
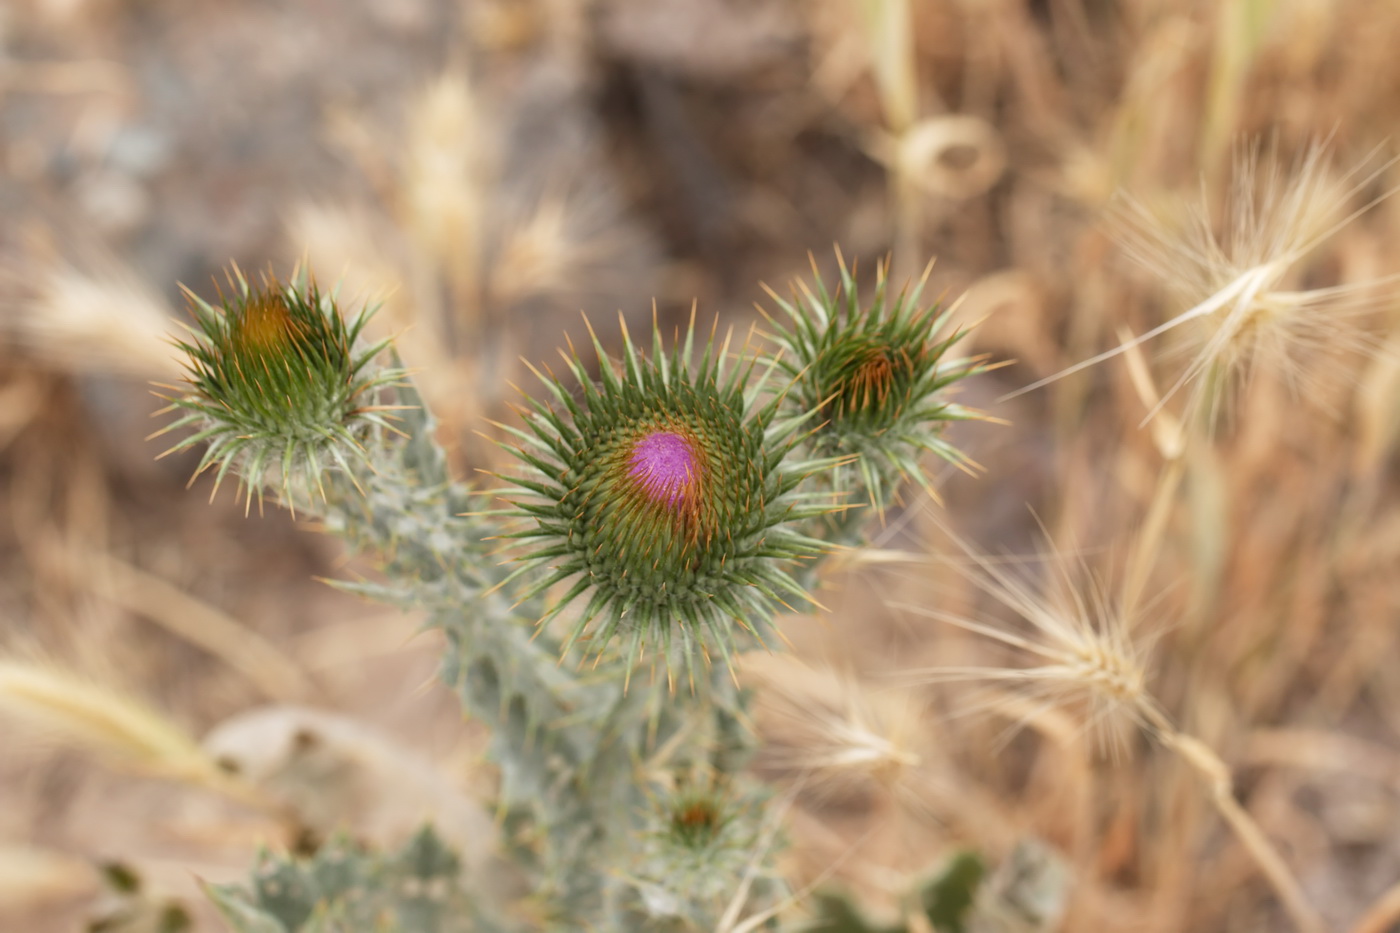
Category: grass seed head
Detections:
[
  {"x1": 746, "y1": 655, "x2": 924, "y2": 805},
  {"x1": 899, "y1": 523, "x2": 1162, "y2": 760},
  {"x1": 2, "y1": 253, "x2": 182, "y2": 378},
  {"x1": 1117, "y1": 140, "x2": 1397, "y2": 420},
  {"x1": 1015, "y1": 139, "x2": 1398, "y2": 423}
]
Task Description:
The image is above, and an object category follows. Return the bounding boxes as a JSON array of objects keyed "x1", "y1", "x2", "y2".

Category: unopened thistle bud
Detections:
[
  {"x1": 634, "y1": 776, "x2": 763, "y2": 920},
  {"x1": 764, "y1": 253, "x2": 988, "y2": 512},
  {"x1": 494, "y1": 314, "x2": 834, "y2": 687},
  {"x1": 155, "y1": 266, "x2": 402, "y2": 508}
]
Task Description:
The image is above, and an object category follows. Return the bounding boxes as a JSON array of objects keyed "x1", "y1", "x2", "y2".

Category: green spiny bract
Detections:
[
  {"x1": 155, "y1": 267, "x2": 403, "y2": 508},
  {"x1": 763, "y1": 253, "x2": 989, "y2": 515},
  {"x1": 493, "y1": 314, "x2": 835, "y2": 689}
]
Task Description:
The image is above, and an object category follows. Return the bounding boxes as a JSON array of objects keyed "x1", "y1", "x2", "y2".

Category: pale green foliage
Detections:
[{"x1": 205, "y1": 828, "x2": 494, "y2": 933}]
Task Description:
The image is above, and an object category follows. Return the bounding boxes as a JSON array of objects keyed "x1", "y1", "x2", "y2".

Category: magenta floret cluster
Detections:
[{"x1": 628, "y1": 430, "x2": 700, "y2": 506}]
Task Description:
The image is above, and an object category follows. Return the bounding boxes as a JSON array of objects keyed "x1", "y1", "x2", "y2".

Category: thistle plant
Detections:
[
  {"x1": 206, "y1": 827, "x2": 491, "y2": 933},
  {"x1": 155, "y1": 258, "x2": 986, "y2": 931}
]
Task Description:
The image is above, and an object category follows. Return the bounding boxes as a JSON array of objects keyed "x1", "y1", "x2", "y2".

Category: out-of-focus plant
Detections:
[{"x1": 155, "y1": 257, "x2": 985, "y2": 931}]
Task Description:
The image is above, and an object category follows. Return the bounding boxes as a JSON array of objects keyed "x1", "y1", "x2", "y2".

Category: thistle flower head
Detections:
[
  {"x1": 154, "y1": 266, "x2": 402, "y2": 508},
  {"x1": 763, "y1": 251, "x2": 988, "y2": 512},
  {"x1": 494, "y1": 313, "x2": 834, "y2": 687}
]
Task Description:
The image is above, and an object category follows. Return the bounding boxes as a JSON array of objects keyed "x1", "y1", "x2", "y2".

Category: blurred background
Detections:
[{"x1": 3, "y1": 0, "x2": 1400, "y2": 930}]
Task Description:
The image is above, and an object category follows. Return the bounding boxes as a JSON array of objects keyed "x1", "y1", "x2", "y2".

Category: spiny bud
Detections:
[
  {"x1": 492, "y1": 312, "x2": 836, "y2": 688},
  {"x1": 667, "y1": 785, "x2": 728, "y2": 851},
  {"x1": 763, "y1": 251, "x2": 989, "y2": 513},
  {"x1": 154, "y1": 265, "x2": 403, "y2": 509},
  {"x1": 633, "y1": 775, "x2": 765, "y2": 922}
]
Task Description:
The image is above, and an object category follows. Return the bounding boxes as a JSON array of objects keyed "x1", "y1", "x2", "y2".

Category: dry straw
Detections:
[
  {"x1": 0, "y1": 657, "x2": 261, "y2": 808},
  {"x1": 401, "y1": 71, "x2": 493, "y2": 324},
  {"x1": 0, "y1": 845, "x2": 99, "y2": 907},
  {"x1": 81, "y1": 550, "x2": 311, "y2": 703},
  {"x1": 1, "y1": 251, "x2": 181, "y2": 379}
]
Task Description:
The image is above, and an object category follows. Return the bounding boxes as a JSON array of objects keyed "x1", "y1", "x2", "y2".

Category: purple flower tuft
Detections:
[{"x1": 628, "y1": 430, "x2": 700, "y2": 506}]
